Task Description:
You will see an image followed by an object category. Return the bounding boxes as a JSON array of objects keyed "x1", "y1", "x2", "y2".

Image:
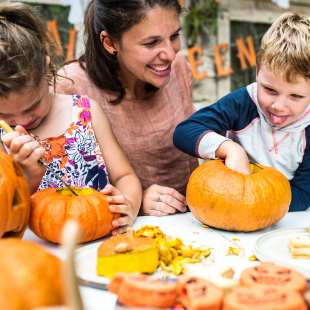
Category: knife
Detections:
[{"x1": 0, "y1": 120, "x2": 78, "y2": 196}]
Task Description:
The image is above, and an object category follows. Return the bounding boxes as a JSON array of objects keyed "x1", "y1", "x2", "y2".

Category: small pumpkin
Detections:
[
  {"x1": 0, "y1": 238, "x2": 64, "y2": 309},
  {"x1": 97, "y1": 230, "x2": 159, "y2": 278},
  {"x1": 240, "y1": 262, "x2": 308, "y2": 294},
  {"x1": 0, "y1": 151, "x2": 30, "y2": 239},
  {"x1": 29, "y1": 187, "x2": 120, "y2": 243},
  {"x1": 187, "y1": 160, "x2": 291, "y2": 232},
  {"x1": 223, "y1": 286, "x2": 306, "y2": 310}
]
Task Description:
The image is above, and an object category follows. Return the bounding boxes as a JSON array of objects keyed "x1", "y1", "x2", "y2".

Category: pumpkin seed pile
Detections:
[{"x1": 135, "y1": 225, "x2": 211, "y2": 278}]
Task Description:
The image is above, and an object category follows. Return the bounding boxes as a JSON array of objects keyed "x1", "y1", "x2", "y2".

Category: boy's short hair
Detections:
[{"x1": 256, "y1": 12, "x2": 310, "y2": 83}]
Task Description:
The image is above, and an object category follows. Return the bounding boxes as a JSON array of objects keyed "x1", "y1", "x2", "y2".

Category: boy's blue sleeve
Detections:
[
  {"x1": 289, "y1": 126, "x2": 310, "y2": 211},
  {"x1": 173, "y1": 87, "x2": 258, "y2": 157}
]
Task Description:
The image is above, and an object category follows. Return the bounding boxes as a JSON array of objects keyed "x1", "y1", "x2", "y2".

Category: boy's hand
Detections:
[
  {"x1": 101, "y1": 184, "x2": 134, "y2": 235},
  {"x1": 216, "y1": 140, "x2": 252, "y2": 175},
  {"x1": 1, "y1": 125, "x2": 46, "y2": 192}
]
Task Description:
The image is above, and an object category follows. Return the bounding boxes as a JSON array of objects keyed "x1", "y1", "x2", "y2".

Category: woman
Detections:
[{"x1": 57, "y1": 0, "x2": 198, "y2": 217}]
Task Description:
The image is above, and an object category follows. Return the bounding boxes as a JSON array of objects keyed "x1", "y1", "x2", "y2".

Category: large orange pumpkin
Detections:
[
  {"x1": 187, "y1": 160, "x2": 291, "y2": 232},
  {"x1": 0, "y1": 238, "x2": 64, "y2": 309},
  {"x1": 29, "y1": 187, "x2": 120, "y2": 243},
  {"x1": 0, "y1": 151, "x2": 30, "y2": 239}
]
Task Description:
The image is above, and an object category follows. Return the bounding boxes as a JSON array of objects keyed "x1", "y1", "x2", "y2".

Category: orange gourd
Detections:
[
  {"x1": 29, "y1": 187, "x2": 120, "y2": 243},
  {"x1": 187, "y1": 160, "x2": 291, "y2": 232},
  {"x1": 0, "y1": 238, "x2": 64, "y2": 309},
  {"x1": 0, "y1": 151, "x2": 30, "y2": 239}
]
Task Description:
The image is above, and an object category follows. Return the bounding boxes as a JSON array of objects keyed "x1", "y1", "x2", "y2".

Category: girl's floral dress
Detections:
[{"x1": 0, "y1": 95, "x2": 110, "y2": 191}]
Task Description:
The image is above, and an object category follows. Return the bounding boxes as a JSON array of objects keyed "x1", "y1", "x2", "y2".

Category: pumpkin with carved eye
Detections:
[
  {"x1": 177, "y1": 276, "x2": 223, "y2": 310},
  {"x1": 0, "y1": 151, "x2": 30, "y2": 239},
  {"x1": 240, "y1": 262, "x2": 308, "y2": 294},
  {"x1": 223, "y1": 286, "x2": 307, "y2": 310},
  {"x1": 187, "y1": 160, "x2": 291, "y2": 232}
]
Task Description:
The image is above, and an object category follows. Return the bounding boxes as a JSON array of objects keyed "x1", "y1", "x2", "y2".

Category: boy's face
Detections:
[{"x1": 256, "y1": 65, "x2": 310, "y2": 126}]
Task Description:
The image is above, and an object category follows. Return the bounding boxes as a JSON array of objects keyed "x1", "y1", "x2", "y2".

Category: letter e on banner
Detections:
[
  {"x1": 236, "y1": 35, "x2": 256, "y2": 70},
  {"x1": 186, "y1": 46, "x2": 207, "y2": 80},
  {"x1": 213, "y1": 43, "x2": 233, "y2": 77}
]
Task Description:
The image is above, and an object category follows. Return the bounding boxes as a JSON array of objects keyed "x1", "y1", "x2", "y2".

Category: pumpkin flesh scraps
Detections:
[
  {"x1": 97, "y1": 234, "x2": 159, "y2": 278},
  {"x1": 135, "y1": 225, "x2": 212, "y2": 277},
  {"x1": 187, "y1": 160, "x2": 291, "y2": 232}
]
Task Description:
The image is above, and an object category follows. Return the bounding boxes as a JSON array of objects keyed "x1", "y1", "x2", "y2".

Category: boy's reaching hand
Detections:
[
  {"x1": 216, "y1": 140, "x2": 252, "y2": 175},
  {"x1": 101, "y1": 184, "x2": 135, "y2": 235}
]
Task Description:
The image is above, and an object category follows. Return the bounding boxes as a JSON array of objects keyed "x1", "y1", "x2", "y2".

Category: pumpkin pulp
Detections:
[
  {"x1": 56, "y1": 187, "x2": 92, "y2": 196},
  {"x1": 97, "y1": 234, "x2": 159, "y2": 278}
]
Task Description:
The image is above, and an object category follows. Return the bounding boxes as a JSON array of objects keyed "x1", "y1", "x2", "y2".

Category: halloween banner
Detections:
[{"x1": 48, "y1": 19, "x2": 256, "y2": 78}]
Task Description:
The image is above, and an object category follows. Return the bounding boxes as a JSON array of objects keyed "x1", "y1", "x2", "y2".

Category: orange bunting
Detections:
[
  {"x1": 186, "y1": 46, "x2": 207, "y2": 80},
  {"x1": 47, "y1": 20, "x2": 63, "y2": 56},
  {"x1": 235, "y1": 35, "x2": 256, "y2": 70},
  {"x1": 213, "y1": 43, "x2": 233, "y2": 77}
]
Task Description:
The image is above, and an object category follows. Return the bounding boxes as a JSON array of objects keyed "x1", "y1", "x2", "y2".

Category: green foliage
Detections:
[{"x1": 183, "y1": 0, "x2": 225, "y2": 47}]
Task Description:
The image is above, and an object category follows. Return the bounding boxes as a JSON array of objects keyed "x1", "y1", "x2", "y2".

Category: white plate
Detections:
[
  {"x1": 254, "y1": 228, "x2": 310, "y2": 280},
  {"x1": 75, "y1": 240, "x2": 213, "y2": 290}
]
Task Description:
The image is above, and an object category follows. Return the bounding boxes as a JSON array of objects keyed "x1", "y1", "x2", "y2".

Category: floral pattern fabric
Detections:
[{"x1": 0, "y1": 95, "x2": 109, "y2": 191}]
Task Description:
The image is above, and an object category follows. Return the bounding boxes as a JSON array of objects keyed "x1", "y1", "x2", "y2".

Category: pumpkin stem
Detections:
[{"x1": 126, "y1": 227, "x2": 134, "y2": 238}]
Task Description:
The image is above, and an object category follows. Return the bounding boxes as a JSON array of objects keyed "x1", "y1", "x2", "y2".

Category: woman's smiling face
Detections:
[{"x1": 114, "y1": 5, "x2": 181, "y2": 90}]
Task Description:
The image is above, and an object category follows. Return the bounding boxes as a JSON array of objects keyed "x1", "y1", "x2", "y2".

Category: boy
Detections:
[{"x1": 174, "y1": 12, "x2": 310, "y2": 211}]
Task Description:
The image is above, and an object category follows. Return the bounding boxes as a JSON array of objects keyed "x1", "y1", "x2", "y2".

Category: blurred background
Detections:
[{"x1": 20, "y1": 0, "x2": 310, "y2": 108}]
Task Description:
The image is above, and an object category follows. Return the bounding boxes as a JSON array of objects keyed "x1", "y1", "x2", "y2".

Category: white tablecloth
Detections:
[{"x1": 23, "y1": 210, "x2": 310, "y2": 310}]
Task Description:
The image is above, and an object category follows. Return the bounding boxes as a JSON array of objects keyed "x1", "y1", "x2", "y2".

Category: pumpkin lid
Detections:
[{"x1": 98, "y1": 234, "x2": 157, "y2": 256}]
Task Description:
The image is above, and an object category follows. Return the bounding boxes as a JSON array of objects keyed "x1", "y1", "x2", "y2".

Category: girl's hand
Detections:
[
  {"x1": 141, "y1": 184, "x2": 187, "y2": 216},
  {"x1": 101, "y1": 184, "x2": 134, "y2": 235},
  {"x1": 216, "y1": 140, "x2": 252, "y2": 175},
  {"x1": 1, "y1": 125, "x2": 46, "y2": 193}
]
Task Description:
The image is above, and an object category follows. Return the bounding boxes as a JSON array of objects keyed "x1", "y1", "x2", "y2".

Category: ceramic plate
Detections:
[
  {"x1": 75, "y1": 240, "x2": 213, "y2": 290},
  {"x1": 254, "y1": 228, "x2": 310, "y2": 279}
]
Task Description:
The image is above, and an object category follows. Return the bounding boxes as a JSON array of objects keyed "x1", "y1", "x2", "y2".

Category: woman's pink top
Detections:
[{"x1": 56, "y1": 52, "x2": 198, "y2": 195}]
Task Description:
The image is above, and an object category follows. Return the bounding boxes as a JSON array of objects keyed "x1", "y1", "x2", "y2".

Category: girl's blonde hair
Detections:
[
  {"x1": 0, "y1": 1, "x2": 58, "y2": 97},
  {"x1": 256, "y1": 12, "x2": 310, "y2": 83}
]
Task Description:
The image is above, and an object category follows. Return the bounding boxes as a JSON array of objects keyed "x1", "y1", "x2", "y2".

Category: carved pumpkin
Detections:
[
  {"x1": 29, "y1": 187, "x2": 120, "y2": 244},
  {"x1": 0, "y1": 151, "x2": 30, "y2": 239},
  {"x1": 240, "y1": 262, "x2": 308, "y2": 294},
  {"x1": 108, "y1": 272, "x2": 178, "y2": 308},
  {"x1": 187, "y1": 160, "x2": 291, "y2": 231},
  {"x1": 177, "y1": 276, "x2": 223, "y2": 310},
  {"x1": 223, "y1": 286, "x2": 307, "y2": 310},
  {"x1": 0, "y1": 238, "x2": 64, "y2": 309},
  {"x1": 97, "y1": 233, "x2": 159, "y2": 278}
]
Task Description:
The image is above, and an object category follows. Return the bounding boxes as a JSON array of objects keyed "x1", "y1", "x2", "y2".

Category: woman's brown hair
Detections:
[
  {"x1": 80, "y1": 0, "x2": 183, "y2": 104},
  {"x1": 0, "y1": 1, "x2": 58, "y2": 97}
]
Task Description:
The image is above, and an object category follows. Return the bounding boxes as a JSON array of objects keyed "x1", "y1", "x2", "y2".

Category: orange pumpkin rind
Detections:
[{"x1": 187, "y1": 160, "x2": 291, "y2": 232}]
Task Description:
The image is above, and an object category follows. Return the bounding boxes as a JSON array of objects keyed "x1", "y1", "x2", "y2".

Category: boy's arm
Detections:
[
  {"x1": 173, "y1": 87, "x2": 257, "y2": 159},
  {"x1": 289, "y1": 126, "x2": 310, "y2": 211}
]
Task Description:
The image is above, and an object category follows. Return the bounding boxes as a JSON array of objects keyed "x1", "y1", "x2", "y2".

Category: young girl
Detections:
[{"x1": 0, "y1": 1, "x2": 142, "y2": 235}]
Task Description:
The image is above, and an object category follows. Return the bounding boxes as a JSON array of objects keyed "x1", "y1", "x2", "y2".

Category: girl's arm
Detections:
[
  {"x1": 1, "y1": 127, "x2": 46, "y2": 194},
  {"x1": 90, "y1": 98, "x2": 142, "y2": 235}
]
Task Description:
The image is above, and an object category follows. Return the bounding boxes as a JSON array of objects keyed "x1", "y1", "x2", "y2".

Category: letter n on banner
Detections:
[
  {"x1": 186, "y1": 46, "x2": 207, "y2": 80},
  {"x1": 235, "y1": 35, "x2": 256, "y2": 70},
  {"x1": 47, "y1": 20, "x2": 63, "y2": 56},
  {"x1": 213, "y1": 43, "x2": 233, "y2": 77}
]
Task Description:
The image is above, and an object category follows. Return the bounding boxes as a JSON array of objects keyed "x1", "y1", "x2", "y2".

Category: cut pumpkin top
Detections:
[{"x1": 98, "y1": 234, "x2": 157, "y2": 256}]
